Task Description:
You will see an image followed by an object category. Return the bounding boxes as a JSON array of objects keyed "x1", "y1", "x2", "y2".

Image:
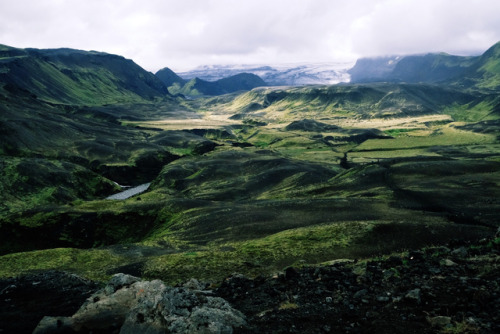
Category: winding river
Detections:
[{"x1": 106, "y1": 182, "x2": 151, "y2": 200}]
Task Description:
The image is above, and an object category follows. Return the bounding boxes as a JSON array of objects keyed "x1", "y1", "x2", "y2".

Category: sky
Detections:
[{"x1": 1, "y1": 0, "x2": 500, "y2": 73}]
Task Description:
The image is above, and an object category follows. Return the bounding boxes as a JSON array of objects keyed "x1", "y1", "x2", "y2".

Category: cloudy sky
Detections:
[{"x1": 1, "y1": 0, "x2": 500, "y2": 72}]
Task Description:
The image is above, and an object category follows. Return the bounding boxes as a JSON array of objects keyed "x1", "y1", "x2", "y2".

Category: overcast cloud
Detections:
[{"x1": 1, "y1": 0, "x2": 499, "y2": 72}]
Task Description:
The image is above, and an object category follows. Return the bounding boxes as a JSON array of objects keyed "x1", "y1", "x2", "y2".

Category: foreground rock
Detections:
[{"x1": 33, "y1": 273, "x2": 245, "y2": 334}]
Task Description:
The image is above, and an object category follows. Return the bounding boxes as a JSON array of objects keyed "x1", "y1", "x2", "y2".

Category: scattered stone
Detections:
[
  {"x1": 353, "y1": 289, "x2": 368, "y2": 299},
  {"x1": 427, "y1": 316, "x2": 452, "y2": 328},
  {"x1": 182, "y1": 278, "x2": 208, "y2": 291},
  {"x1": 451, "y1": 247, "x2": 468, "y2": 258},
  {"x1": 441, "y1": 259, "x2": 458, "y2": 267},
  {"x1": 405, "y1": 289, "x2": 421, "y2": 303}
]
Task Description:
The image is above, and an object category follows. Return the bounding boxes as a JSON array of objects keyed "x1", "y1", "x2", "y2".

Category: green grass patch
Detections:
[
  {"x1": 354, "y1": 126, "x2": 496, "y2": 152},
  {"x1": 383, "y1": 128, "x2": 419, "y2": 137},
  {"x1": 143, "y1": 221, "x2": 372, "y2": 284},
  {"x1": 443, "y1": 101, "x2": 498, "y2": 122},
  {"x1": 0, "y1": 248, "x2": 125, "y2": 281}
]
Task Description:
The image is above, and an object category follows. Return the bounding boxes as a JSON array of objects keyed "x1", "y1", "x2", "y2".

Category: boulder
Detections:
[{"x1": 34, "y1": 274, "x2": 246, "y2": 334}]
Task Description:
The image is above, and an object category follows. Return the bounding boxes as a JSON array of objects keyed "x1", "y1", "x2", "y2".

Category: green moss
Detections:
[
  {"x1": 0, "y1": 248, "x2": 125, "y2": 281},
  {"x1": 383, "y1": 128, "x2": 418, "y2": 137},
  {"x1": 143, "y1": 221, "x2": 372, "y2": 284}
]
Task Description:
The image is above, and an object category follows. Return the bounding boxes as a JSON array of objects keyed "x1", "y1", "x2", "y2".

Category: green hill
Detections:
[
  {"x1": 457, "y1": 41, "x2": 500, "y2": 90},
  {"x1": 0, "y1": 45, "x2": 169, "y2": 105},
  {"x1": 224, "y1": 83, "x2": 478, "y2": 120}
]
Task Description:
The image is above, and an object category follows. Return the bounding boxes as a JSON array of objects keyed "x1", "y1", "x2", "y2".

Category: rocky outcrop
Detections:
[{"x1": 33, "y1": 274, "x2": 246, "y2": 334}]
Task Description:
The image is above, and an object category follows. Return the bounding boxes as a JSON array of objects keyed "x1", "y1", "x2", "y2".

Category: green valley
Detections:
[{"x1": 1, "y1": 42, "x2": 499, "y2": 288}]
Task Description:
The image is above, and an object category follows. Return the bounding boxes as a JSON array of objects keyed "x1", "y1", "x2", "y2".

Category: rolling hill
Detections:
[{"x1": 221, "y1": 83, "x2": 483, "y2": 121}]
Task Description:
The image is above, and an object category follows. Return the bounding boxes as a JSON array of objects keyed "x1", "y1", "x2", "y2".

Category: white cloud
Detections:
[
  {"x1": 349, "y1": 0, "x2": 500, "y2": 56},
  {"x1": 0, "y1": 0, "x2": 499, "y2": 72}
]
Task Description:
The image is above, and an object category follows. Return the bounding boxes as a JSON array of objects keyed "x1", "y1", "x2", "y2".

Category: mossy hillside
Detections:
[
  {"x1": 1, "y1": 215, "x2": 490, "y2": 284},
  {"x1": 212, "y1": 84, "x2": 478, "y2": 121},
  {"x1": 0, "y1": 220, "x2": 488, "y2": 284},
  {"x1": 4, "y1": 109, "x2": 496, "y2": 257},
  {"x1": 143, "y1": 221, "x2": 374, "y2": 283},
  {"x1": 0, "y1": 156, "x2": 119, "y2": 215},
  {"x1": 1, "y1": 138, "x2": 499, "y2": 283},
  {"x1": 143, "y1": 216, "x2": 494, "y2": 285},
  {"x1": 0, "y1": 247, "x2": 127, "y2": 281},
  {"x1": 447, "y1": 94, "x2": 500, "y2": 121},
  {"x1": 463, "y1": 41, "x2": 500, "y2": 90},
  {"x1": 151, "y1": 148, "x2": 338, "y2": 201},
  {"x1": 387, "y1": 160, "x2": 500, "y2": 226},
  {"x1": 3, "y1": 99, "x2": 499, "y2": 279},
  {"x1": 1, "y1": 98, "x2": 218, "y2": 186},
  {"x1": 0, "y1": 46, "x2": 169, "y2": 105}
]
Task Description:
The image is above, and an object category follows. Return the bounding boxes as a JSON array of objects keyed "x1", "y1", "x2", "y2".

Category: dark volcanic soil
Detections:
[
  {"x1": 0, "y1": 271, "x2": 99, "y2": 334},
  {"x1": 215, "y1": 237, "x2": 500, "y2": 334}
]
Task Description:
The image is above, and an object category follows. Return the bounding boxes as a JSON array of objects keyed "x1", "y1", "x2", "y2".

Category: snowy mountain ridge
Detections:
[{"x1": 176, "y1": 62, "x2": 354, "y2": 86}]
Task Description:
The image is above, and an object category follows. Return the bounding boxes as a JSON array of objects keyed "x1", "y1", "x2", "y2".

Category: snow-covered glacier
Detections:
[{"x1": 177, "y1": 62, "x2": 354, "y2": 86}]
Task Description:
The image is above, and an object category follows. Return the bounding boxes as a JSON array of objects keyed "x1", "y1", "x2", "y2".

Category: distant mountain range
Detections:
[
  {"x1": 155, "y1": 69, "x2": 266, "y2": 96},
  {"x1": 174, "y1": 62, "x2": 354, "y2": 86},
  {"x1": 155, "y1": 41, "x2": 500, "y2": 95},
  {"x1": 1, "y1": 40, "x2": 499, "y2": 103}
]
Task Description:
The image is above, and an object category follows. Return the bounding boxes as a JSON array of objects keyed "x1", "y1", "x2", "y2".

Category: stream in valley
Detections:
[{"x1": 106, "y1": 182, "x2": 151, "y2": 200}]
